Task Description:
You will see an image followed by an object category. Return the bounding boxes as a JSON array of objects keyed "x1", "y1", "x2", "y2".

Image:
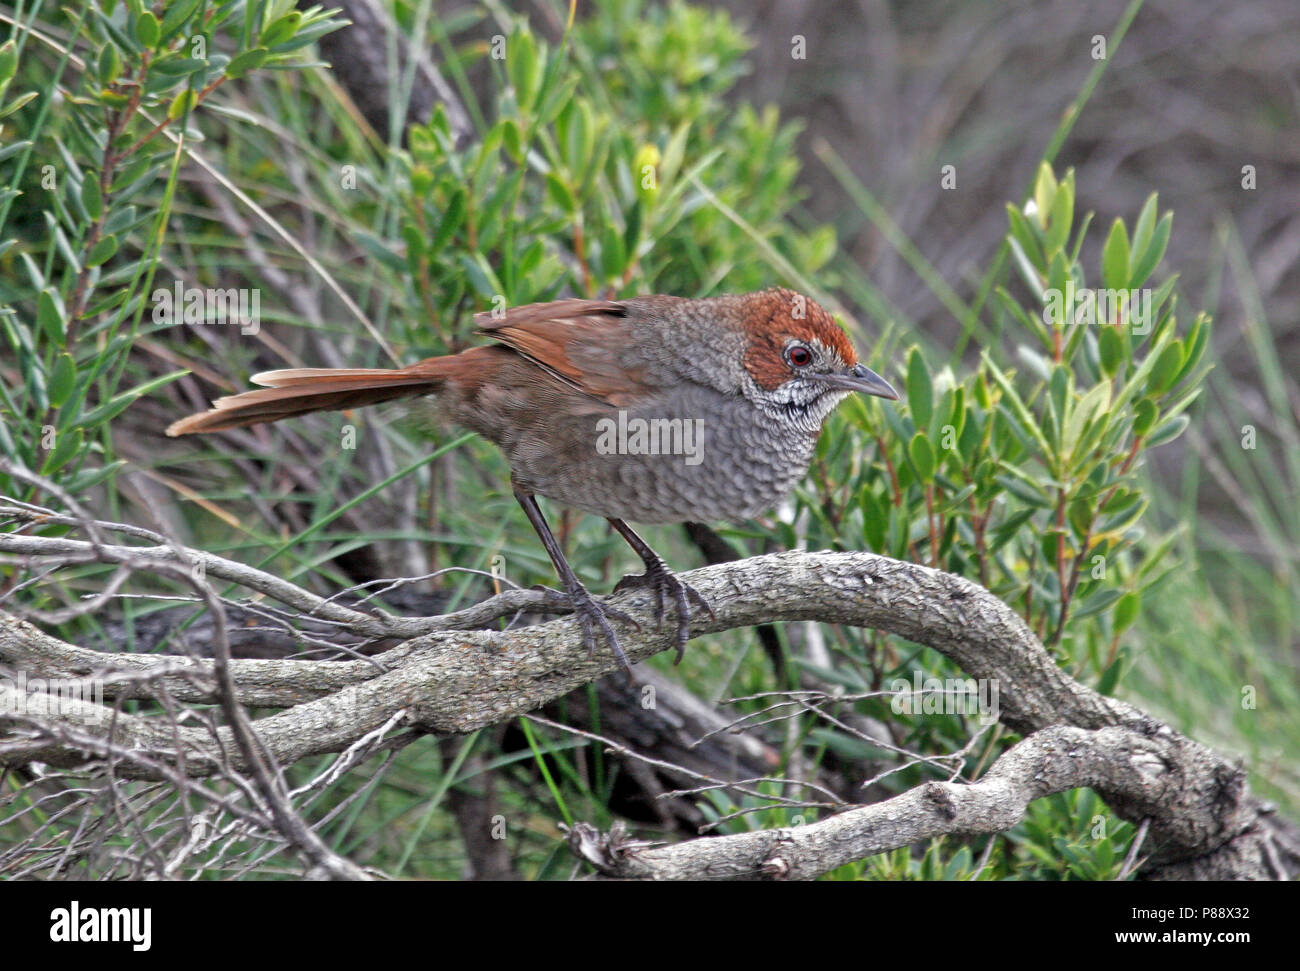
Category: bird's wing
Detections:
[{"x1": 473, "y1": 300, "x2": 650, "y2": 405}]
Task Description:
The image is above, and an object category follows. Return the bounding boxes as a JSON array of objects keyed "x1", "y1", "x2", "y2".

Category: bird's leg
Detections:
[
  {"x1": 607, "y1": 518, "x2": 714, "y2": 664},
  {"x1": 513, "y1": 489, "x2": 638, "y2": 670}
]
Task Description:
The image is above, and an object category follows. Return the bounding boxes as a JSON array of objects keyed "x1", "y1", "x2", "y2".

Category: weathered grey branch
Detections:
[
  {"x1": 0, "y1": 523, "x2": 552, "y2": 640},
  {"x1": 563, "y1": 726, "x2": 1170, "y2": 879},
  {"x1": 1, "y1": 543, "x2": 1291, "y2": 879}
]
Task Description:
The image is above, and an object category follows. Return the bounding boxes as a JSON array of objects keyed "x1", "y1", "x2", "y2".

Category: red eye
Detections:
[{"x1": 788, "y1": 345, "x2": 813, "y2": 367}]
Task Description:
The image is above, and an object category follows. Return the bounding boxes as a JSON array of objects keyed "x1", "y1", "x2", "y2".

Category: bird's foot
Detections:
[
  {"x1": 540, "y1": 582, "x2": 640, "y2": 671},
  {"x1": 613, "y1": 559, "x2": 713, "y2": 664}
]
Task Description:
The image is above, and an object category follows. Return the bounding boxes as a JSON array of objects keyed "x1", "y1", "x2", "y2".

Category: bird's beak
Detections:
[{"x1": 813, "y1": 363, "x2": 899, "y2": 400}]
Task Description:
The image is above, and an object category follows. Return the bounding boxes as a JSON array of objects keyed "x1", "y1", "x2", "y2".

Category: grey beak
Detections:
[{"x1": 814, "y1": 363, "x2": 899, "y2": 400}]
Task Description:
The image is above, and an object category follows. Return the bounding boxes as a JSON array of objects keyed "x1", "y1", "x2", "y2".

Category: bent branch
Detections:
[{"x1": 1, "y1": 524, "x2": 1292, "y2": 879}]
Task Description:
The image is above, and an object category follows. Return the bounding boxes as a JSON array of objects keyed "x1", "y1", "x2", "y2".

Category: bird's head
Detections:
[{"x1": 737, "y1": 288, "x2": 898, "y2": 431}]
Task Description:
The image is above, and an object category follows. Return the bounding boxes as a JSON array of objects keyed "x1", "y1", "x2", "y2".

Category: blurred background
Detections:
[
  {"x1": 716, "y1": 0, "x2": 1300, "y2": 537},
  {"x1": 1, "y1": 0, "x2": 1296, "y2": 878},
  {"x1": 701, "y1": 0, "x2": 1300, "y2": 794}
]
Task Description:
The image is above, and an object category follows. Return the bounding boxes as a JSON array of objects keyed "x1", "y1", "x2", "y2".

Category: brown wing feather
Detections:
[{"x1": 473, "y1": 300, "x2": 648, "y2": 404}]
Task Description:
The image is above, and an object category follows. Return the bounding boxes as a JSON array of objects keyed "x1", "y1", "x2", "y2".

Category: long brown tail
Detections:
[{"x1": 166, "y1": 365, "x2": 446, "y2": 436}]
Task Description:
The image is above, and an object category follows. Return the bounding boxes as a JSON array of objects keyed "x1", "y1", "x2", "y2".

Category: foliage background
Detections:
[{"x1": 0, "y1": 0, "x2": 1294, "y2": 879}]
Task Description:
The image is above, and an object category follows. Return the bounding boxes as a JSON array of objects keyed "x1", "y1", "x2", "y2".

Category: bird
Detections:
[{"x1": 167, "y1": 288, "x2": 898, "y2": 670}]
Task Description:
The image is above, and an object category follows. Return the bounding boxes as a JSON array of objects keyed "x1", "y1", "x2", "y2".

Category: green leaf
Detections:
[
  {"x1": 545, "y1": 171, "x2": 576, "y2": 213},
  {"x1": 1068, "y1": 497, "x2": 1093, "y2": 537},
  {"x1": 80, "y1": 177, "x2": 102, "y2": 221},
  {"x1": 1032, "y1": 162, "x2": 1057, "y2": 231},
  {"x1": 87, "y1": 233, "x2": 118, "y2": 266},
  {"x1": 63, "y1": 460, "x2": 126, "y2": 494},
  {"x1": 77, "y1": 370, "x2": 187, "y2": 429},
  {"x1": 906, "y1": 346, "x2": 932, "y2": 431},
  {"x1": 859, "y1": 487, "x2": 887, "y2": 551},
  {"x1": 0, "y1": 413, "x2": 16, "y2": 459},
  {"x1": 0, "y1": 140, "x2": 31, "y2": 163},
  {"x1": 0, "y1": 40, "x2": 16, "y2": 86},
  {"x1": 599, "y1": 221, "x2": 626, "y2": 279},
  {"x1": 517, "y1": 239, "x2": 544, "y2": 279},
  {"x1": 995, "y1": 287, "x2": 1051, "y2": 350},
  {"x1": 1096, "y1": 492, "x2": 1148, "y2": 534},
  {"x1": 1074, "y1": 587, "x2": 1123, "y2": 620},
  {"x1": 459, "y1": 252, "x2": 502, "y2": 298},
  {"x1": 982, "y1": 354, "x2": 1054, "y2": 460},
  {"x1": 1048, "y1": 365, "x2": 1069, "y2": 441},
  {"x1": 1129, "y1": 212, "x2": 1172, "y2": 289},
  {"x1": 47, "y1": 353, "x2": 77, "y2": 408},
  {"x1": 988, "y1": 508, "x2": 1038, "y2": 550},
  {"x1": 1132, "y1": 399, "x2": 1158, "y2": 436},
  {"x1": 0, "y1": 91, "x2": 37, "y2": 120},
  {"x1": 660, "y1": 120, "x2": 690, "y2": 188},
  {"x1": 1064, "y1": 381, "x2": 1110, "y2": 459},
  {"x1": 225, "y1": 47, "x2": 269, "y2": 79},
  {"x1": 260, "y1": 11, "x2": 302, "y2": 49},
  {"x1": 408, "y1": 124, "x2": 438, "y2": 166},
  {"x1": 430, "y1": 189, "x2": 466, "y2": 253},
  {"x1": 501, "y1": 118, "x2": 523, "y2": 162},
  {"x1": 1113, "y1": 591, "x2": 1140, "y2": 633},
  {"x1": 1146, "y1": 340, "x2": 1184, "y2": 396},
  {"x1": 1097, "y1": 655, "x2": 1124, "y2": 697},
  {"x1": 355, "y1": 231, "x2": 405, "y2": 273},
  {"x1": 400, "y1": 222, "x2": 423, "y2": 272},
  {"x1": 409, "y1": 165, "x2": 432, "y2": 196},
  {"x1": 38, "y1": 288, "x2": 66, "y2": 345},
  {"x1": 1146, "y1": 413, "x2": 1189, "y2": 448},
  {"x1": 22, "y1": 347, "x2": 49, "y2": 411},
  {"x1": 1129, "y1": 192, "x2": 1158, "y2": 267},
  {"x1": 1044, "y1": 169, "x2": 1073, "y2": 256},
  {"x1": 1039, "y1": 530, "x2": 1060, "y2": 568},
  {"x1": 1006, "y1": 235, "x2": 1045, "y2": 299},
  {"x1": 995, "y1": 467, "x2": 1051, "y2": 507},
  {"x1": 1101, "y1": 218, "x2": 1130, "y2": 290},
  {"x1": 159, "y1": 0, "x2": 201, "y2": 42},
  {"x1": 507, "y1": 29, "x2": 542, "y2": 113},
  {"x1": 937, "y1": 483, "x2": 976, "y2": 515},
  {"x1": 41, "y1": 426, "x2": 83, "y2": 474},
  {"x1": 1068, "y1": 210, "x2": 1095, "y2": 266},
  {"x1": 97, "y1": 43, "x2": 121, "y2": 85},
  {"x1": 623, "y1": 198, "x2": 642, "y2": 259},
  {"x1": 135, "y1": 10, "x2": 161, "y2": 48},
  {"x1": 559, "y1": 100, "x2": 592, "y2": 174},
  {"x1": 909, "y1": 432, "x2": 936, "y2": 484},
  {"x1": 1102, "y1": 488, "x2": 1141, "y2": 516},
  {"x1": 2, "y1": 298, "x2": 34, "y2": 356},
  {"x1": 1176, "y1": 313, "x2": 1210, "y2": 381},
  {"x1": 167, "y1": 89, "x2": 197, "y2": 120},
  {"x1": 1098, "y1": 325, "x2": 1124, "y2": 377}
]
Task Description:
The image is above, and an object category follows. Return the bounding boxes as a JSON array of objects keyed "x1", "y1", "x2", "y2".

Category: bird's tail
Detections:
[{"x1": 166, "y1": 363, "x2": 449, "y2": 436}]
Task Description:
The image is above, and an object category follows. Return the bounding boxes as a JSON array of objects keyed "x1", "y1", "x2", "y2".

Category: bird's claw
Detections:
[
  {"x1": 613, "y1": 561, "x2": 713, "y2": 664},
  {"x1": 555, "y1": 582, "x2": 639, "y2": 671}
]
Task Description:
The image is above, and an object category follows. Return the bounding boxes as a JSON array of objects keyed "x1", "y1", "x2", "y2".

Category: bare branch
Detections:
[
  {"x1": 562, "y1": 726, "x2": 1176, "y2": 880},
  {"x1": 0, "y1": 521, "x2": 1289, "y2": 878}
]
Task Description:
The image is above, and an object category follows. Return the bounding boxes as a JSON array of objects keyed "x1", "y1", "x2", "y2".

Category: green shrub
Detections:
[{"x1": 0, "y1": 1, "x2": 1217, "y2": 878}]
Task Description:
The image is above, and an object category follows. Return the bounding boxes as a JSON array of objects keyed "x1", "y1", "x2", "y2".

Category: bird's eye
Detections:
[{"x1": 787, "y1": 344, "x2": 813, "y2": 368}]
